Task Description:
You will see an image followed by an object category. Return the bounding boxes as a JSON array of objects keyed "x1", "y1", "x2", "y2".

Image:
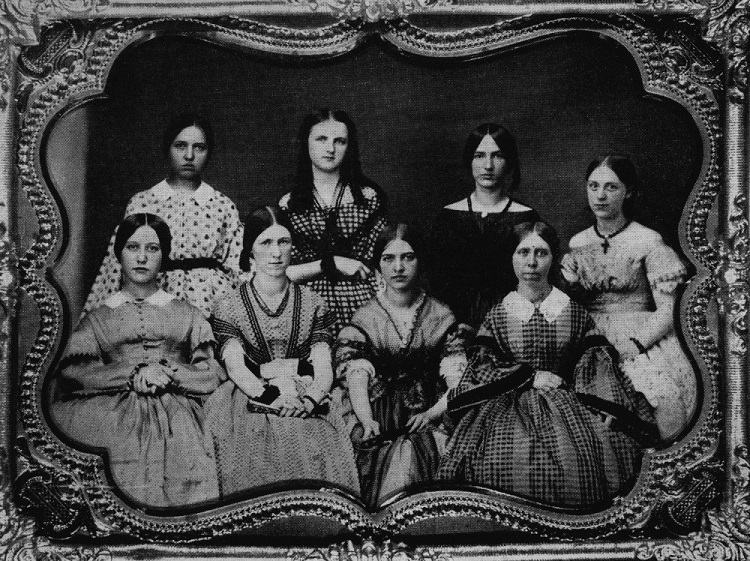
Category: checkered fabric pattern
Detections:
[
  {"x1": 437, "y1": 297, "x2": 649, "y2": 507},
  {"x1": 281, "y1": 186, "x2": 387, "y2": 331}
]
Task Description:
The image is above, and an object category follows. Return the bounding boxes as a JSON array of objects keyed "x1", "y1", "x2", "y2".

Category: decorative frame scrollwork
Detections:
[{"x1": 0, "y1": 0, "x2": 747, "y2": 557}]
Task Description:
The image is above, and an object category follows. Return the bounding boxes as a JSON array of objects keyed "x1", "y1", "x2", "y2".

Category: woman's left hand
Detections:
[
  {"x1": 406, "y1": 412, "x2": 434, "y2": 433},
  {"x1": 532, "y1": 370, "x2": 564, "y2": 391}
]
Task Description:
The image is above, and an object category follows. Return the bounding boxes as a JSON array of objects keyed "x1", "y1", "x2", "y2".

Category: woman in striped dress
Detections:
[
  {"x1": 437, "y1": 221, "x2": 656, "y2": 508},
  {"x1": 280, "y1": 108, "x2": 388, "y2": 332}
]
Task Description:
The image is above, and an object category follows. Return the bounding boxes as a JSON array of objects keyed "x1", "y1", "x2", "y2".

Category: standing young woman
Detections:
[
  {"x1": 429, "y1": 123, "x2": 540, "y2": 329},
  {"x1": 280, "y1": 108, "x2": 388, "y2": 332},
  {"x1": 437, "y1": 222, "x2": 656, "y2": 508},
  {"x1": 204, "y1": 206, "x2": 359, "y2": 499},
  {"x1": 334, "y1": 224, "x2": 467, "y2": 508},
  {"x1": 83, "y1": 113, "x2": 243, "y2": 317},
  {"x1": 51, "y1": 214, "x2": 224, "y2": 508},
  {"x1": 561, "y1": 155, "x2": 697, "y2": 441}
]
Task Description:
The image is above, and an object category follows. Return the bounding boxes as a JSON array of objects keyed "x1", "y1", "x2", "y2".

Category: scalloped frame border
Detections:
[{"x1": 0, "y1": 0, "x2": 748, "y2": 558}]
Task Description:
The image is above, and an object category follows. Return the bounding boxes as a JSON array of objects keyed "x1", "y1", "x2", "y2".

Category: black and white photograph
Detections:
[{"x1": 0, "y1": 0, "x2": 742, "y2": 558}]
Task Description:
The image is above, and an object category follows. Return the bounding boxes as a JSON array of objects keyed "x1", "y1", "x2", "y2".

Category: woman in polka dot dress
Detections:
[
  {"x1": 82, "y1": 113, "x2": 243, "y2": 318},
  {"x1": 280, "y1": 108, "x2": 388, "y2": 332}
]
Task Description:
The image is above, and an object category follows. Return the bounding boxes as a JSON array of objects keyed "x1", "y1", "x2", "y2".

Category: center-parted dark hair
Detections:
[
  {"x1": 113, "y1": 213, "x2": 172, "y2": 266},
  {"x1": 287, "y1": 108, "x2": 385, "y2": 212},
  {"x1": 161, "y1": 113, "x2": 215, "y2": 164},
  {"x1": 240, "y1": 205, "x2": 293, "y2": 272},
  {"x1": 373, "y1": 223, "x2": 425, "y2": 272},
  {"x1": 462, "y1": 123, "x2": 521, "y2": 192},
  {"x1": 511, "y1": 221, "x2": 561, "y2": 285},
  {"x1": 585, "y1": 154, "x2": 639, "y2": 219}
]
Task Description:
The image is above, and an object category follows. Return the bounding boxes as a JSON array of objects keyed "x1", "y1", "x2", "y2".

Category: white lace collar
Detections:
[
  {"x1": 502, "y1": 287, "x2": 570, "y2": 323},
  {"x1": 151, "y1": 179, "x2": 214, "y2": 206},
  {"x1": 103, "y1": 289, "x2": 175, "y2": 309}
]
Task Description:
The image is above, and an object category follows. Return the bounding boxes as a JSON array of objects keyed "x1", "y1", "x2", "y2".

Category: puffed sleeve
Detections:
[
  {"x1": 310, "y1": 295, "x2": 336, "y2": 348},
  {"x1": 644, "y1": 239, "x2": 687, "y2": 295},
  {"x1": 439, "y1": 323, "x2": 472, "y2": 389},
  {"x1": 170, "y1": 306, "x2": 227, "y2": 395},
  {"x1": 57, "y1": 315, "x2": 135, "y2": 395},
  {"x1": 210, "y1": 292, "x2": 245, "y2": 360},
  {"x1": 334, "y1": 324, "x2": 376, "y2": 396}
]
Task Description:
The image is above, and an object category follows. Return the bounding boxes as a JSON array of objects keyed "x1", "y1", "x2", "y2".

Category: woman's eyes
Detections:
[
  {"x1": 124, "y1": 243, "x2": 160, "y2": 252},
  {"x1": 588, "y1": 182, "x2": 622, "y2": 192}
]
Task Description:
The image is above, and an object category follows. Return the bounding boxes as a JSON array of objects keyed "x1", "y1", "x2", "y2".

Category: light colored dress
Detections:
[
  {"x1": 437, "y1": 288, "x2": 656, "y2": 508},
  {"x1": 334, "y1": 293, "x2": 468, "y2": 508},
  {"x1": 50, "y1": 290, "x2": 225, "y2": 508},
  {"x1": 83, "y1": 180, "x2": 243, "y2": 317},
  {"x1": 561, "y1": 222, "x2": 697, "y2": 440},
  {"x1": 204, "y1": 281, "x2": 360, "y2": 499},
  {"x1": 280, "y1": 185, "x2": 387, "y2": 331}
]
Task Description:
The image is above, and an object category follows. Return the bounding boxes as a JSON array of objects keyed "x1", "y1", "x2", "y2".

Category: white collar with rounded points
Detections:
[
  {"x1": 502, "y1": 287, "x2": 570, "y2": 323},
  {"x1": 151, "y1": 179, "x2": 214, "y2": 206},
  {"x1": 103, "y1": 289, "x2": 176, "y2": 309}
]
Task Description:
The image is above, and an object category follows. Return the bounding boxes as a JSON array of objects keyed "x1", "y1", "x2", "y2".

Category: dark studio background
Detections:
[{"x1": 34, "y1": 30, "x2": 704, "y2": 323}]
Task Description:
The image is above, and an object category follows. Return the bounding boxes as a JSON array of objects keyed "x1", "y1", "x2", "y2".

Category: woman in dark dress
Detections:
[
  {"x1": 437, "y1": 221, "x2": 657, "y2": 508},
  {"x1": 280, "y1": 108, "x2": 388, "y2": 331},
  {"x1": 429, "y1": 123, "x2": 539, "y2": 328},
  {"x1": 334, "y1": 224, "x2": 468, "y2": 508}
]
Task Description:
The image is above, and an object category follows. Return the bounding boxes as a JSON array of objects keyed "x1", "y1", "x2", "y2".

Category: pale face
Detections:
[
  {"x1": 471, "y1": 134, "x2": 511, "y2": 191},
  {"x1": 586, "y1": 165, "x2": 631, "y2": 221},
  {"x1": 168, "y1": 125, "x2": 209, "y2": 180},
  {"x1": 380, "y1": 239, "x2": 418, "y2": 293},
  {"x1": 308, "y1": 120, "x2": 349, "y2": 174},
  {"x1": 251, "y1": 224, "x2": 293, "y2": 278},
  {"x1": 121, "y1": 226, "x2": 163, "y2": 288},
  {"x1": 512, "y1": 232, "x2": 553, "y2": 289}
]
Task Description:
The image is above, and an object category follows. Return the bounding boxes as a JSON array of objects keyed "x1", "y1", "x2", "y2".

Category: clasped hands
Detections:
[{"x1": 132, "y1": 361, "x2": 178, "y2": 395}]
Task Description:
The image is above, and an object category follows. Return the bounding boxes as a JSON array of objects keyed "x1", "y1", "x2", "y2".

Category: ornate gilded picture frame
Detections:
[{"x1": 0, "y1": 0, "x2": 748, "y2": 558}]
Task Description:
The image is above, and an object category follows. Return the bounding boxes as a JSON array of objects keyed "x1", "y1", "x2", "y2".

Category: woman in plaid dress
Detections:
[
  {"x1": 437, "y1": 221, "x2": 656, "y2": 508},
  {"x1": 280, "y1": 109, "x2": 387, "y2": 332}
]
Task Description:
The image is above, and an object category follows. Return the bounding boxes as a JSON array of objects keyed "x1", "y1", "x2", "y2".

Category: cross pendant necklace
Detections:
[{"x1": 593, "y1": 220, "x2": 631, "y2": 254}]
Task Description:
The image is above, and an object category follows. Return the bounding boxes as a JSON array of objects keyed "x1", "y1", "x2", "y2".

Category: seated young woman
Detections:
[
  {"x1": 204, "y1": 205, "x2": 359, "y2": 499},
  {"x1": 335, "y1": 223, "x2": 468, "y2": 509},
  {"x1": 437, "y1": 221, "x2": 658, "y2": 508},
  {"x1": 50, "y1": 213, "x2": 225, "y2": 508}
]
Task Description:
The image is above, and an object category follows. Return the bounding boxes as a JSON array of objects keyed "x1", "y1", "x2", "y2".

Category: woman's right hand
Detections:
[
  {"x1": 532, "y1": 370, "x2": 563, "y2": 391},
  {"x1": 133, "y1": 364, "x2": 173, "y2": 395},
  {"x1": 360, "y1": 418, "x2": 381, "y2": 441},
  {"x1": 334, "y1": 256, "x2": 371, "y2": 280}
]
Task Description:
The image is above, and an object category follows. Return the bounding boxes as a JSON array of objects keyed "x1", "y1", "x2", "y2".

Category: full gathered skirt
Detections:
[
  {"x1": 51, "y1": 392, "x2": 219, "y2": 508},
  {"x1": 206, "y1": 382, "x2": 360, "y2": 498}
]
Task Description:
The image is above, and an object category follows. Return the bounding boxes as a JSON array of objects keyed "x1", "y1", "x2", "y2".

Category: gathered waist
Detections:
[{"x1": 584, "y1": 293, "x2": 652, "y2": 313}]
